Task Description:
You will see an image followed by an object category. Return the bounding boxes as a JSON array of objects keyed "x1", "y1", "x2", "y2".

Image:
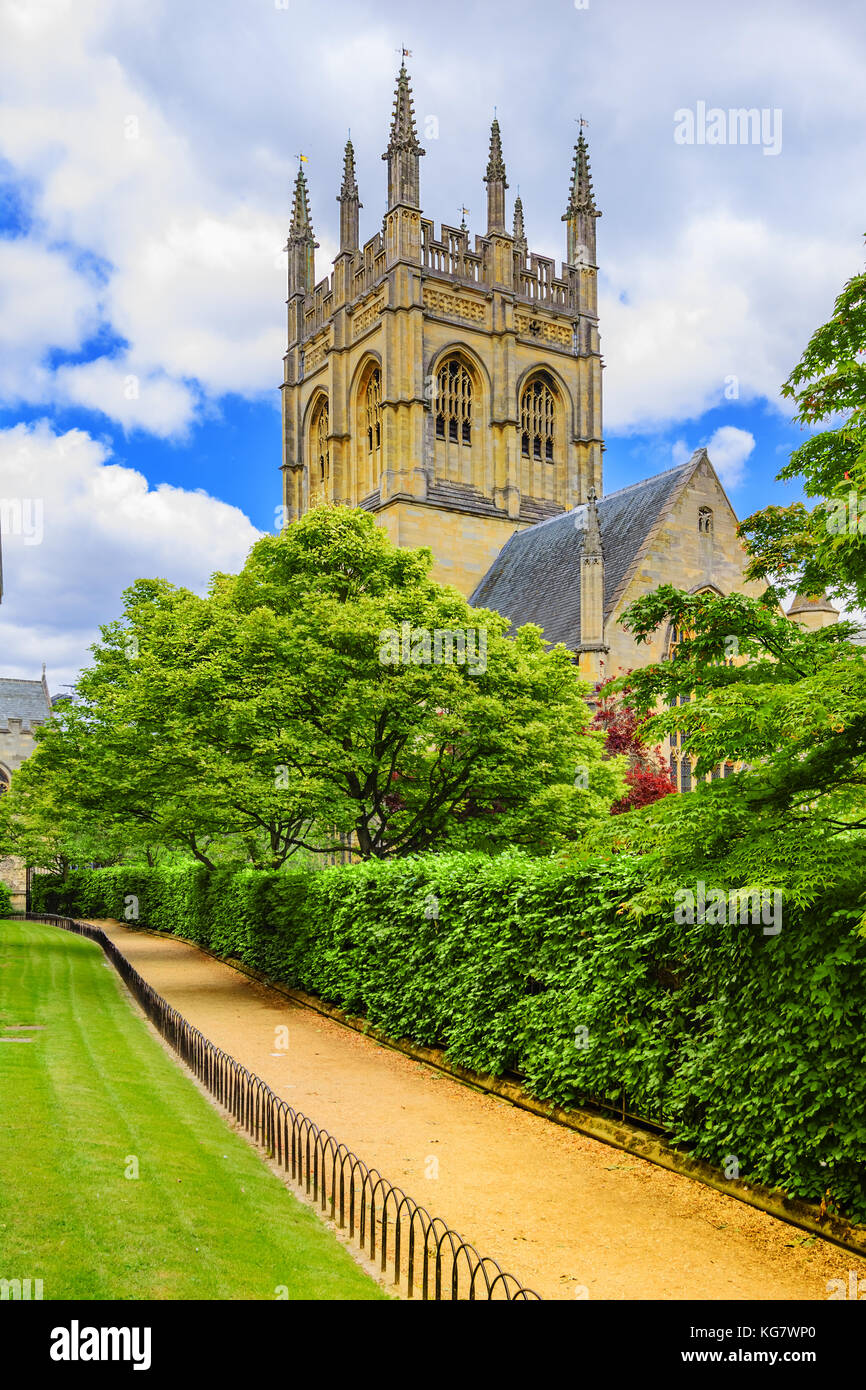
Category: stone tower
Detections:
[{"x1": 280, "y1": 64, "x2": 604, "y2": 595}]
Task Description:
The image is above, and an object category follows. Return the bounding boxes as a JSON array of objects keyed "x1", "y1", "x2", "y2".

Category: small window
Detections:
[{"x1": 698, "y1": 507, "x2": 713, "y2": 535}]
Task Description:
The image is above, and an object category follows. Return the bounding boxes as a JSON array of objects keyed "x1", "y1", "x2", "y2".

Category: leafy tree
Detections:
[
  {"x1": 590, "y1": 677, "x2": 676, "y2": 814},
  {"x1": 592, "y1": 254, "x2": 866, "y2": 919},
  {"x1": 5, "y1": 509, "x2": 625, "y2": 867},
  {"x1": 740, "y1": 251, "x2": 866, "y2": 608},
  {"x1": 597, "y1": 586, "x2": 866, "y2": 912}
]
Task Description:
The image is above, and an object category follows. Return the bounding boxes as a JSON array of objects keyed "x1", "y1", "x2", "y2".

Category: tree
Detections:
[
  {"x1": 5, "y1": 509, "x2": 626, "y2": 866},
  {"x1": 740, "y1": 251, "x2": 866, "y2": 609},
  {"x1": 591, "y1": 253, "x2": 866, "y2": 918},
  {"x1": 591, "y1": 677, "x2": 676, "y2": 814}
]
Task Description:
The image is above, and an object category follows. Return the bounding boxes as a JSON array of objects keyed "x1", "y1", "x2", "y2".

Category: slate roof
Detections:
[
  {"x1": 787, "y1": 590, "x2": 839, "y2": 617},
  {"x1": 470, "y1": 453, "x2": 704, "y2": 650},
  {"x1": 0, "y1": 677, "x2": 52, "y2": 732}
]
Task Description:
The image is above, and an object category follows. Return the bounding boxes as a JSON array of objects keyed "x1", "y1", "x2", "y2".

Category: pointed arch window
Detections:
[
  {"x1": 435, "y1": 359, "x2": 473, "y2": 445},
  {"x1": 311, "y1": 397, "x2": 330, "y2": 486},
  {"x1": 0, "y1": 769, "x2": 8, "y2": 796},
  {"x1": 521, "y1": 372, "x2": 557, "y2": 462},
  {"x1": 698, "y1": 507, "x2": 713, "y2": 535},
  {"x1": 365, "y1": 369, "x2": 382, "y2": 454}
]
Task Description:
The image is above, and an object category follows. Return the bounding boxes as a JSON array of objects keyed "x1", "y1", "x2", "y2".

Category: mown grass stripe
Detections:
[{"x1": 0, "y1": 919, "x2": 386, "y2": 1301}]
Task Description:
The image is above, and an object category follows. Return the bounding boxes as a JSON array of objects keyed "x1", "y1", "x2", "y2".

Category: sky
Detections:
[{"x1": 0, "y1": 0, "x2": 864, "y2": 689}]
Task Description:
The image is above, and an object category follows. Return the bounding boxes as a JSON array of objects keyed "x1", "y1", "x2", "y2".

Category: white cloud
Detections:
[
  {"x1": 0, "y1": 0, "x2": 864, "y2": 444},
  {"x1": 0, "y1": 0, "x2": 291, "y2": 430},
  {"x1": 0, "y1": 419, "x2": 261, "y2": 688},
  {"x1": 673, "y1": 425, "x2": 756, "y2": 490},
  {"x1": 601, "y1": 214, "x2": 856, "y2": 433},
  {"x1": 0, "y1": 238, "x2": 99, "y2": 401},
  {"x1": 53, "y1": 357, "x2": 197, "y2": 438}
]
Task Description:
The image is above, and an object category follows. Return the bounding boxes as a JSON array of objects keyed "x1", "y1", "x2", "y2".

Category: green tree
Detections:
[
  {"x1": 592, "y1": 254, "x2": 866, "y2": 918},
  {"x1": 5, "y1": 509, "x2": 625, "y2": 867},
  {"x1": 740, "y1": 251, "x2": 866, "y2": 607}
]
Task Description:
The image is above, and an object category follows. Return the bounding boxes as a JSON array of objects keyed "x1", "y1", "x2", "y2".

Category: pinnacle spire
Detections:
[
  {"x1": 484, "y1": 115, "x2": 508, "y2": 234},
  {"x1": 288, "y1": 162, "x2": 318, "y2": 295},
  {"x1": 584, "y1": 485, "x2": 602, "y2": 551},
  {"x1": 484, "y1": 117, "x2": 507, "y2": 184},
  {"x1": 513, "y1": 192, "x2": 527, "y2": 252},
  {"x1": 340, "y1": 137, "x2": 359, "y2": 200},
  {"x1": 386, "y1": 63, "x2": 424, "y2": 154},
  {"x1": 562, "y1": 127, "x2": 601, "y2": 268},
  {"x1": 565, "y1": 129, "x2": 598, "y2": 218},
  {"x1": 337, "y1": 137, "x2": 362, "y2": 253},
  {"x1": 290, "y1": 163, "x2": 314, "y2": 239},
  {"x1": 382, "y1": 63, "x2": 425, "y2": 209},
  {"x1": 579, "y1": 484, "x2": 605, "y2": 648}
]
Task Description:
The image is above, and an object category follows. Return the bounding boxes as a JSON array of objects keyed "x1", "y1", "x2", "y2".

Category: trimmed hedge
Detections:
[
  {"x1": 0, "y1": 879, "x2": 12, "y2": 917},
  {"x1": 33, "y1": 853, "x2": 866, "y2": 1222}
]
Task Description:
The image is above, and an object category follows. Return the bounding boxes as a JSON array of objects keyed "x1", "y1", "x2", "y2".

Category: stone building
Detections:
[
  {"x1": 281, "y1": 64, "x2": 602, "y2": 597},
  {"x1": 279, "y1": 61, "x2": 841, "y2": 740},
  {"x1": 0, "y1": 671, "x2": 51, "y2": 910},
  {"x1": 471, "y1": 447, "x2": 765, "y2": 684}
]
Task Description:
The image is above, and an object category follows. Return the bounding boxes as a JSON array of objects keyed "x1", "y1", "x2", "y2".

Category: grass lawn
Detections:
[{"x1": 0, "y1": 919, "x2": 386, "y2": 1300}]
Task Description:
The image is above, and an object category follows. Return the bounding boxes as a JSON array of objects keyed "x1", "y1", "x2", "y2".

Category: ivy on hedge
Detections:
[{"x1": 32, "y1": 853, "x2": 866, "y2": 1222}]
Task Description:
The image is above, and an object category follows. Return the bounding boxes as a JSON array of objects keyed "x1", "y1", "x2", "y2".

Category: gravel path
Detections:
[{"x1": 97, "y1": 920, "x2": 864, "y2": 1302}]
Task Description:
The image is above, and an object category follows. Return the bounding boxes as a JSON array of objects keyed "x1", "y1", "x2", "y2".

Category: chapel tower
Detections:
[{"x1": 280, "y1": 65, "x2": 603, "y2": 595}]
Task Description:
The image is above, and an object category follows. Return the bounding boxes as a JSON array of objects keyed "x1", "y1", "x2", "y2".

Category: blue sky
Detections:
[{"x1": 1, "y1": 0, "x2": 864, "y2": 686}]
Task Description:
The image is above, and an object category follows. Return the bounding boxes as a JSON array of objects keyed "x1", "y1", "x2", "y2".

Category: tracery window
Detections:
[
  {"x1": 698, "y1": 506, "x2": 713, "y2": 535},
  {"x1": 520, "y1": 372, "x2": 557, "y2": 462},
  {"x1": 311, "y1": 398, "x2": 329, "y2": 486},
  {"x1": 435, "y1": 359, "x2": 473, "y2": 445},
  {"x1": 365, "y1": 369, "x2": 382, "y2": 454}
]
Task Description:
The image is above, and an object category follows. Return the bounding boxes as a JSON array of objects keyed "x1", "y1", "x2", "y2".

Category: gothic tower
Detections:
[{"x1": 280, "y1": 65, "x2": 604, "y2": 596}]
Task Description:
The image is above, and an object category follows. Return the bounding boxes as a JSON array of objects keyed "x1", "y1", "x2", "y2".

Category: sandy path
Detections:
[{"x1": 94, "y1": 920, "x2": 863, "y2": 1302}]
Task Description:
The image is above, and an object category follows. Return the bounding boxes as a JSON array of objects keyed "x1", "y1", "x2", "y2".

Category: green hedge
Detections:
[
  {"x1": 0, "y1": 879, "x2": 12, "y2": 917},
  {"x1": 33, "y1": 854, "x2": 866, "y2": 1223}
]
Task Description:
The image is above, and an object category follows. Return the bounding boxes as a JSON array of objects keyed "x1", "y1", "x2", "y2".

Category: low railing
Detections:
[{"x1": 18, "y1": 913, "x2": 542, "y2": 1302}]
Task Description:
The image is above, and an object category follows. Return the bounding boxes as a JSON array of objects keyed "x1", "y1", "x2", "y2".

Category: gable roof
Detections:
[
  {"x1": 470, "y1": 450, "x2": 708, "y2": 649},
  {"x1": 0, "y1": 677, "x2": 52, "y2": 732}
]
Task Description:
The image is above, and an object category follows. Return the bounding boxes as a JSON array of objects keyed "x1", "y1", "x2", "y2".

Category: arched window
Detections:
[
  {"x1": 0, "y1": 769, "x2": 8, "y2": 796},
  {"x1": 520, "y1": 372, "x2": 557, "y2": 462},
  {"x1": 310, "y1": 397, "x2": 329, "y2": 487},
  {"x1": 365, "y1": 369, "x2": 381, "y2": 455},
  {"x1": 435, "y1": 358, "x2": 473, "y2": 446},
  {"x1": 698, "y1": 506, "x2": 713, "y2": 535}
]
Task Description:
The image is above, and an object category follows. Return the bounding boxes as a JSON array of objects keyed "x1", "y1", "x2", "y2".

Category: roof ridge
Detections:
[
  {"x1": 599, "y1": 453, "x2": 701, "y2": 504},
  {"x1": 506, "y1": 455, "x2": 701, "y2": 543}
]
